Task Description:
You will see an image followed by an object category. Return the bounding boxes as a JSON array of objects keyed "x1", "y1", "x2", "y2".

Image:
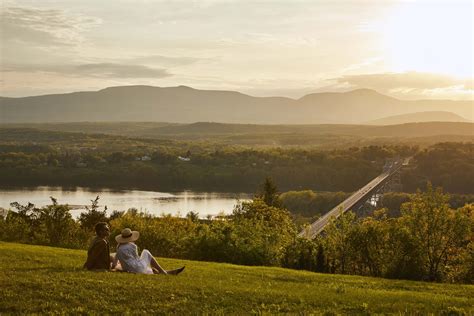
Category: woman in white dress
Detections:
[{"x1": 113, "y1": 228, "x2": 185, "y2": 275}]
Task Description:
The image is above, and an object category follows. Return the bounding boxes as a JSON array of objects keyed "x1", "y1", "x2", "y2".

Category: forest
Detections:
[{"x1": 0, "y1": 128, "x2": 472, "y2": 194}]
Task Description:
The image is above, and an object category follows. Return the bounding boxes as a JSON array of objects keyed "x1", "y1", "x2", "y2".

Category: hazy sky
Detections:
[{"x1": 1, "y1": 0, "x2": 473, "y2": 100}]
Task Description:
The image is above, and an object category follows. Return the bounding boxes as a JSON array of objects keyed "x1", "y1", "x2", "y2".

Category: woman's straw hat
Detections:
[{"x1": 115, "y1": 228, "x2": 139, "y2": 244}]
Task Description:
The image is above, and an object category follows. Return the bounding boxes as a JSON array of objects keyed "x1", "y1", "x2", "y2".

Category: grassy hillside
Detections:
[{"x1": 1, "y1": 242, "x2": 473, "y2": 314}]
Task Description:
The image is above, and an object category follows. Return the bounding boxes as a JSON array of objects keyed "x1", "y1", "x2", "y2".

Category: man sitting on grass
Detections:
[{"x1": 83, "y1": 222, "x2": 113, "y2": 270}]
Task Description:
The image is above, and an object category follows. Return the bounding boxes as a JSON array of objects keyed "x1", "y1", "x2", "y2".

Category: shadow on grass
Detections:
[{"x1": 11, "y1": 267, "x2": 86, "y2": 273}]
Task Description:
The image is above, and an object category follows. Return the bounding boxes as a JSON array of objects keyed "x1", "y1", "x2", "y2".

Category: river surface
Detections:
[{"x1": 0, "y1": 187, "x2": 251, "y2": 218}]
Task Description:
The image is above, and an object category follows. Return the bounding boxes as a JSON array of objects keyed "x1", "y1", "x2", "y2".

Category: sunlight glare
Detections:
[{"x1": 381, "y1": 1, "x2": 473, "y2": 78}]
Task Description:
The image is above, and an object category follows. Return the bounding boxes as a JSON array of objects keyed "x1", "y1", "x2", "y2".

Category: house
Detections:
[{"x1": 178, "y1": 156, "x2": 191, "y2": 162}]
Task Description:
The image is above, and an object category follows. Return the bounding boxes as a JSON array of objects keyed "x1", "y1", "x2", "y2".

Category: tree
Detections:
[
  {"x1": 40, "y1": 197, "x2": 77, "y2": 246},
  {"x1": 315, "y1": 242, "x2": 327, "y2": 273},
  {"x1": 445, "y1": 203, "x2": 474, "y2": 283},
  {"x1": 400, "y1": 184, "x2": 471, "y2": 281},
  {"x1": 9, "y1": 201, "x2": 42, "y2": 243},
  {"x1": 78, "y1": 196, "x2": 108, "y2": 231},
  {"x1": 349, "y1": 209, "x2": 390, "y2": 277},
  {"x1": 186, "y1": 211, "x2": 200, "y2": 223},
  {"x1": 281, "y1": 237, "x2": 318, "y2": 271},
  {"x1": 231, "y1": 199, "x2": 296, "y2": 265},
  {"x1": 324, "y1": 210, "x2": 357, "y2": 274},
  {"x1": 257, "y1": 177, "x2": 281, "y2": 208}
]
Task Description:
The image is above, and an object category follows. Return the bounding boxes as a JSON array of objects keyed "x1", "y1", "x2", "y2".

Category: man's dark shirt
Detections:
[{"x1": 84, "y1": 236, "x2": 110, "y2": 270}]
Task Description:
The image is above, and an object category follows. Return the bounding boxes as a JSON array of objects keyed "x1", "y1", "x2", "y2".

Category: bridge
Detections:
[{"x1": 298, "y1": 157, "x2": 410, "y2": 239}]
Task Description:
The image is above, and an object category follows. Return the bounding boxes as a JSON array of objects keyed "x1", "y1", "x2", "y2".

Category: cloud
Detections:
[
  {"x1": 1, "y1": 6, "x2": 101, "y2": 46},
  {"x1": 129, "y1": 55, "x2": 202, "y2": 67},
  {"x1": 75, "y1": 63, "x2": 171, "y2": 78},
  {"x1": 331, "y1": 72, "x2": 473, "y2": 100},
  {"x1": 334, "y1": 72, "x2": 473, "y2": 91},
  {"x1": 3, "y1": 63, "x2": 172, "y2": 79}
]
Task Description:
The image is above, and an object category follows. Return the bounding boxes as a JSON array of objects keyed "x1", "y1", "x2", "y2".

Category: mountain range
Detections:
[
  {"x1": 366, "y1": 111, "x2": 469, "y2": 125},
  {"x1": 1, "y1": 85, "x2": 472, "y2": 124}
]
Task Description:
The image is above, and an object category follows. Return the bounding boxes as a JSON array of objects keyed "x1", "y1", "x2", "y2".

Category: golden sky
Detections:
[{"x1": 1, "y1": 0, "x2": 473, "y2": 100}]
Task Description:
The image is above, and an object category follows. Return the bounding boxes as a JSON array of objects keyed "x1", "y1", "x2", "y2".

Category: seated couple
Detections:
[{"x1": 84, "y1": 222, "x2": 185, "y2": 275}]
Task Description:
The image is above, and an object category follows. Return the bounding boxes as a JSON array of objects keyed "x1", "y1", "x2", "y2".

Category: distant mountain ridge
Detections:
[
  {"x1": 367, "y1": 111, "x2": 470, "y2": 125},
  {"x1": 1, "y1": 85, "x2": 472, "y2": 124}
]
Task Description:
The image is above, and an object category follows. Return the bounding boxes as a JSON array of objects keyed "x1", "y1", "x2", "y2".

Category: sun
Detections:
[{"x1": 380, "y1": 0, "x2": 473, "y2": 79}]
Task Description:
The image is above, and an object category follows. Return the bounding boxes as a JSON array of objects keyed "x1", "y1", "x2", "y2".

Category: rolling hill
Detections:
[
  {"x1": 1, "y1": 85, "x2": 473, "y2": 124},
  {"x1": 1, "y1": 121, "x2": 472, "y2": 150},
  {"x1": 3, "y1": 121, "x2": 473, "y2": 140}
]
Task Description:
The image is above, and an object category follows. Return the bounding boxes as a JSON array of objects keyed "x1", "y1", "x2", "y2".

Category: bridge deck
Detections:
[{"x1": 298, "y1": 160, "x2": 403, "y2": 239}]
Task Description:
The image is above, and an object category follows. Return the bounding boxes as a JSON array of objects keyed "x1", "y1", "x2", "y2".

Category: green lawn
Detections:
[{"x1": 1, "y1": 242, "x2": 473, "y2": 314}]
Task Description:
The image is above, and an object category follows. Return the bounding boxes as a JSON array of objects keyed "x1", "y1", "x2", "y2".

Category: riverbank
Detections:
[{"x1": 0, "y1": 186, "x2": 251, "y2": 218}]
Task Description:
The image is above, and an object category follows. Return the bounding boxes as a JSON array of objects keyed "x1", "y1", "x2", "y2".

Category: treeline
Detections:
[
  {"x1": 280, "y1": 190, "x2": 474, "y2": 219},
  {"x1": 0, "y1": 142, "x2": 413, "y2": 192},
  {"x1": 403, "y1": 142, "x2": 474, "y2": 194},
  {"x1": 1, "y1": 185, "x2": 472, "y2": 283},
  {"x1": 280, "y1": 191, "x2": 350, "y2": 218},
  {"x1": 1, "y1": 128, "x2": 473, "y2": 194}
]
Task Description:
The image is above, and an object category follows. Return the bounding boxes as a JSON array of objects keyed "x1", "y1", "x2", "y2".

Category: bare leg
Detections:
[
  {"x1": 149, "y1": 256, "x2": 168, "y2": 274},
  {"x1": 141, "y1": 249, "x2": 184, "y2": 275},
  {"x1": 150, "y1": 257, "x2": 185, "y2": 274}
]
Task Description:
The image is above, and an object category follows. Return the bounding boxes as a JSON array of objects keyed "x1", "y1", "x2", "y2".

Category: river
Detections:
[{"x1": 0, "y1": 187, "x2": 251, "y2": 218}]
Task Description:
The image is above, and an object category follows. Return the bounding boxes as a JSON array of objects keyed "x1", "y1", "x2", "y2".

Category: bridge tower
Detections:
[
  {"x1": 386, "y1": 170, "x2": 402, "y2": 192},
  {"x1": 356, "y1": 164, "x2": 403, "y2": 217}
]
